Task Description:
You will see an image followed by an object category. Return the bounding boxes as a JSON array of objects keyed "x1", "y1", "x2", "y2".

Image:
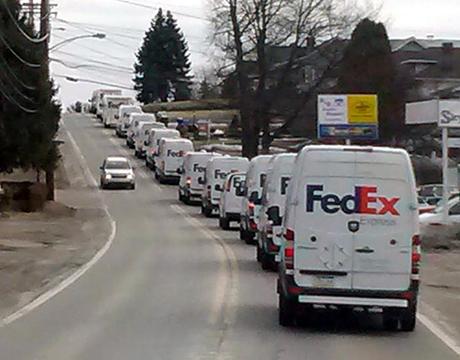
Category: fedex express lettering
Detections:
[
  {"x1": 306, "y1": 185, "x2": 400, "y2": 216},
  {"x1": 193, "y1": 163, "x2": 206, "y2": 172},
  {"x1": 215, "y1": 169, "x2": 228, "y2": 179},
  {"x1": 167, "y1": 150, "x2": 184, "y2": 157}
]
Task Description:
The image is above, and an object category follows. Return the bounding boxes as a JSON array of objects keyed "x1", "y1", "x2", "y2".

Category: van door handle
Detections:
[{"x1": 355, "y1": 247, "x2": 374, "y2": 254}]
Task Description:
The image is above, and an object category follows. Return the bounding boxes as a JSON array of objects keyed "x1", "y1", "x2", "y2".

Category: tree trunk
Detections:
[{"x1": 45, "y1": 169, "x2": 54, "y2": 201}]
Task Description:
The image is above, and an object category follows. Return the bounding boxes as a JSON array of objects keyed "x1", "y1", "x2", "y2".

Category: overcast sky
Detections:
[{"x1": 48, "y1": 0, "x2": 460, "y2": 107}]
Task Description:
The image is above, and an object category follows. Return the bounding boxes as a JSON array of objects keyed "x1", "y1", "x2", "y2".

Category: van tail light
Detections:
[
  {"x1": 249, "y1": 219, "x2": 258, "y2": 231},
  {"x1": 248, "y1": 202, "x2": 255, "y2": 217},
  {"x1": 411, "y1": 235, "x2": 421, "y2": 280},
  {"x1": 186, "y1": 177, "x2": 192, "y2": 187},
  {"x1": 266, "y1": 222, "x2": 273, "y2": 237},
  {"x1": 284, "y1": 228, "x2": 295, "y2": 270}
]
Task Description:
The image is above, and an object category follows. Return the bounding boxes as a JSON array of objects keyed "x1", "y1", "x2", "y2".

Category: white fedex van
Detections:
[
  {"x1": 219, "y1": 172, "x2": 247, "y2": 230},
  {"x1": 155, "y1": 138, "x2": 194, "y2": 184},
  {"x1": 93, "y1": 89, "x2": 122, "y2": 120},
  {"x1": 278, "y1": 146, "x2": 420, "y2": 332},
  {"x1": 126, "y1": 113, "x2": 155, "y2": 149},
  {"x1": 178, "y1": 151, "x2": 221, "y2": 204},
  {"x1": 201, "y1": 156, "x2": 249, "y2": 217},
  {"x1": 240, "y1": 155, "x2": 272, "y2": 243},
  {"x1": 116, "y1": 105, "x2": 143, "y2": 137},
  {"x1": 134, "y1": 121, "x2": 165, "y2": 158},
  {"x1": 102, "y1": 95, "x2": 135, "y2": 128},
  {"x1": 146, "y1": 129, "x2": 181, "y2": 170},
  {"x1": 258, "y1": 153, "x2": 296, "y2": 270}
]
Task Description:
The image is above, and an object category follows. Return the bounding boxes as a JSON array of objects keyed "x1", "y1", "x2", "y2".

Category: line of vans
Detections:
[
  {"x1": 92, "y1": 109, "x2": 421, "y2": 333},
  {"x1": 126, "y1": 114, "x2": 156, "y2": 149},
  {"x1": 134, "y1": 121, "x2": 165, "y2": 159},
  {"x1": 91, "y1": 89, "x2": 122, "y2": 120}
]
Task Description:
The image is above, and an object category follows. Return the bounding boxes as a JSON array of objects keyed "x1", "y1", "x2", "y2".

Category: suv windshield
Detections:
[{"x1": 105, "y1": 161, "x2": 130, "y2": 170}]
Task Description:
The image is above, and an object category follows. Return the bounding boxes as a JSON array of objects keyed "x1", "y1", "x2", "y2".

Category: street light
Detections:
[
  {"x1": 49, "y1": 33, "x2": 106, "y2": 52},
  {"x1": 53, "y1": 74, "x2": 134, "y2": 90}
]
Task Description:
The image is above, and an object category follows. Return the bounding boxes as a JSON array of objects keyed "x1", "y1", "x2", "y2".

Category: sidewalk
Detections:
[{"x1": 0, "y1": 123, "x2": 112, "y2": 320}]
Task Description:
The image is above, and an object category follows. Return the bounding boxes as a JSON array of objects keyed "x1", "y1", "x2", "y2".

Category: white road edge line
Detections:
[
  {"x1": 418, "y1": 303, "x2": 460, "y2": 356},
  {"x1": 0, "y1": 119, "x2": 117, "y2": 328}
]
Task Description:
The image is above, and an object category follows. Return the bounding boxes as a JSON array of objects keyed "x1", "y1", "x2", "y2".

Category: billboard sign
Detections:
[{"x1": 318, "y1": 94, "x2": 378, "y2": 140}]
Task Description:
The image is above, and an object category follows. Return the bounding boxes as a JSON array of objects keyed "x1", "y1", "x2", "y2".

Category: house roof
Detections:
[{"x1": 391, "y1": 37, "x2": 460, "y2": 52}]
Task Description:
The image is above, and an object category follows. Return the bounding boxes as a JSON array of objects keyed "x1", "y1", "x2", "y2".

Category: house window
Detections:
[{"x1": 304, "y1": 65, "x2": 317, "y2": 84}]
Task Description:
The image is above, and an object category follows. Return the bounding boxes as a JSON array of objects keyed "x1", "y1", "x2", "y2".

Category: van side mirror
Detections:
[
  {"x1": 99, "y1": 166, "x2": 104, "y2": 170},
  {"x1": 215, "y1": 184, "x2": 222, "y2": 192},
  {"x1": 249, "y1": 191, "x2": 261, "y2": 205},
  {"x1": 267, "y1": 206, "x2": 282, "y2": 226},
  {"x1": 177, "y1": 167, "x2": 183, "y2": 174},
  {"x1": 198, "y1": 177, "x2": 205, "y2": 185}
]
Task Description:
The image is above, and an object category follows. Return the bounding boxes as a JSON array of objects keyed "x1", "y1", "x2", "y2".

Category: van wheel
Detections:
[
  {"x1": 383, "y1": 312, "x2": 399, "y2": 331},
  {"x1": 260, "y1": 250, "x2": 272, "y2": 271},
  {"x1": 178, "y1": 191, "x2": 184, "y2": 202},
  {"x1": 203, "y1": 206, "x2": 212, "y2": 218},
  {"x1": 244, "y1": 231, "x2": 255, "y2": 245},
  {"x1": 184, "y1": 195, "x2": 191, "y2": 205},
  {"x1": 400, "y1": 305, "x2": 417, "y2": 332},
  {"x1": 221, "y1": 216, "x2": 230, "y2": 230},
  {"x1": 239, "y1": 228, "x2": 246, "y2": 241},
  {"x1": 256, "y1": 245, "x2": 261, "y2": 262},
  {"x1": 279, "y1": 294, "x2": 296, "y2": 327}
]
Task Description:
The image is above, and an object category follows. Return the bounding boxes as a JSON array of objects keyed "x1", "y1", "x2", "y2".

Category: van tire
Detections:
[
  {"x1": 260, "y1": 250, "x2": 271, "y2": 271},
  {"x1": 244, "y1": 232, "x2": 255, "y2": 245},
  {"x1": 220, "y1": 216, "x2": 230, "y2": 230},
  {"x1": 400, "y1": 305, "x2": 417, "y2": 332},
  {"x1": 203, "y1": 206, "x2": 212, "y2": 218},
  {"x1": 239, "y1": 229, "x2": 246, "y2": 241},
  {"x1": 178, "y1": 191, "x2": 184, "y2": 202},
  {"x1": 279, "y1": 294, "x2": 296, "y2": 327},
  {"x1": 256, "y1": 245, "x2": 261, "y2": 262}
]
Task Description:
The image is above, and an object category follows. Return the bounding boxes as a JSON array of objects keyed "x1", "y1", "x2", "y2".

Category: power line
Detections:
[
  {"x1": 0, "y1": 79, "x2": 38, "y2": 113},
  {"x1": 51, "y1": 57, "x2": 133, "y2": 74},
  {"x1": 0, "y1": 69, "x2": 35, "y2": 103},
  {"x1": 53, "y1": 50, "x2": 133, "y2": 71},
  {"x1": 112, "y1": 0, "x2": 209, "y2": 22},
  {"x1": 0, "y1": 56, "x2": 36, "y2": 90},
  {"x1": 0, "y1": 32, "x2": 41, "y2": 68},
  {"x1": 0, "y1": 0, "x2": 49, "y2": 44}
]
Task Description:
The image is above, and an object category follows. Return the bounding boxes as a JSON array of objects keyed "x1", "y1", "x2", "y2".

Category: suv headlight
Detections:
[
  {"x1": 127, "y1": 173, "x2": 134, "y2": 180},
  {"x1": 105, "y1": 173, "x2": 112, "y2": 179}
]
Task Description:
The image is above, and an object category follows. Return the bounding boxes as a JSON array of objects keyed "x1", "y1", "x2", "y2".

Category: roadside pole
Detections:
[
  {"x1": 40, "y1": 0, "x2": 55, "y2": 201},
  {"x1": 442, "y1": 127, "x2": 449, "y2": 223}
]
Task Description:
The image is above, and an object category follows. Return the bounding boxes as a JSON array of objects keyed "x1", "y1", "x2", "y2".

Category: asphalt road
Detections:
[{"x1": 0, "y1": 113, "x2": 458, "y2": 360}]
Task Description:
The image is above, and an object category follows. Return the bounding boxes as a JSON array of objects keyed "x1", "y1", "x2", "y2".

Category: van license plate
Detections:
[{"x1": 313, "y1": 276, "x2": 335, "y2": 288}]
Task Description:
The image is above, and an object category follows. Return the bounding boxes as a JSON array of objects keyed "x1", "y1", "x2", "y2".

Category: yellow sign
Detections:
[{"x1": 347, "y1": 95, "x2": 378, "y2": 124}]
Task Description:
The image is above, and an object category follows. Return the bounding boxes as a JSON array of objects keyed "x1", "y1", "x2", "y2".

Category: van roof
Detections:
[
  {"x1": 299, "y1": 145, "x2": 408, "y2": 156},
  {"x1": 104, "y1": 95, "x2": 133, "y2": 101},
  {"x1": 130, "y1": 114, "x2": 155, "y2": 120}
]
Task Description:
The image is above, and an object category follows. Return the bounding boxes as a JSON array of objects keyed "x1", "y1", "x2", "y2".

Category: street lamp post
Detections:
[{"x1": 49, "y1": 33, "x2": 106, "y2": 52}]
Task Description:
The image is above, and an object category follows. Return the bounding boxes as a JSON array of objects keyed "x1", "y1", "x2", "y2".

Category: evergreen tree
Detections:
[
  {"x1": 198, "y1": 78, "x2": 219, "y2": 99},
  {"x1": 0, "y1": 0, "x2": 61, "y2": 181},
  {"x1": 337, "y1": 18, "x2": 404, "y2": 140},
  {"x1": 134, "y1": 9, "x2": 192, "y2": 103}
]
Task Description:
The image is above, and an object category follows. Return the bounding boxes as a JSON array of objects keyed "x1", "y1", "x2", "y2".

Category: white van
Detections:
[
  {"x1": 178, "y1": 152, "x2": 221, "y2": 204},
  {"x1": 201, "y1": 156, "x2": 249, "y2": 217},
  {"x1": 102, "y1": 95, "x2": 135, "y2": 128},
  {"x1": 92, "y1": 89, "x2": 122, "y2": 120},
  {"x1": 257, "y1": 153, "x2": 296, "y2": 270},
  {"x1": 278, "y1": 146, "x2": 420, "y2": 331},
  {"x1": 155, "y1": 138, "x2": 194, "y2": 184},
  {"x1": 126, "y1": 113, "x2": 155, "y2": 149},
  {"x1": 116, "y1": 105, "x2": 143, "y2": 137},
  {"x1": 219, "y1": 172, "x2": 247, "y2": 230},
  {"x1": 134, "y1": 121, "x2": 165, "y2": 158},
  {"x1": 240, "y1": 155, "x2": 272, "y2": 243},
  {"x1": 146, "y1": 129, "x2": 181, "y2": 170}
]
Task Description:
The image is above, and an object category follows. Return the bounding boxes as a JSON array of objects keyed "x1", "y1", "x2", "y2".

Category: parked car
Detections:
[
  {"x1": 178, "y1": 151, "x2": 221, "y2": 204},
  {"x1": 99, "y1": 156, "x2": 135, "y2": 190},
  {"x1": 240, "y1": 155, "x2": 272, "y2": 244},
  {"x1": 418, "y1": 184, "x2": 458, "y2": 206},
  {"x1": 419, "y1": 195, "x2": 460, "y2": 225},
  {"x1": 257, "y1": 153, "x2": 296, "y2": 270},
  {"x1": 278, "y1": 146, "x2": 420, "y2": 331},
  {"x1": 219, "y1": 172, "x2": 247, "y2": 230},
  {"x1": 201, "y1": 156, "x2": 249, "y2": 217},
  {"x1": 155, "y1": 138, "x2": 194, "y2": 184}
]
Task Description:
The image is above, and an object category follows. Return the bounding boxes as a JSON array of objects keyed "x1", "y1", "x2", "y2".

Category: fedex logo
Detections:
[
  {"x1": 215, "y1": 169, "x2": 228, "y2": 179},
  {"x1": 306, "y1": 185, "x2": 400, "y2": 216},
  {"x1": 193, "y1": 164, "x2": 206, "y2": 172},
  {"x1": 167, "y1": 150, "x2": 184, "y2": 157}
]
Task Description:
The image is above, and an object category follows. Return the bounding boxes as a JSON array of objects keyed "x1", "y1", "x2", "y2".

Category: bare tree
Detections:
[{"x1": 210, "y1": 0, "x2": 378, "y2": 156}]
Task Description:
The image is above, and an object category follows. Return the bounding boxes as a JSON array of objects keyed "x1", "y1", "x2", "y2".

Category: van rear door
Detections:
[
  {"x1": 293, "y1": 150, "x2": 354, "y2": 289},
  {"x1": 351, "y1": 151, "x2": 414, "y2": 291}
]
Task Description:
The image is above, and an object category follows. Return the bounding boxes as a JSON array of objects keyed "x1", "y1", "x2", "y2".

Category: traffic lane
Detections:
[
  {"x1": 162, "y1": 191, "x2": 460, "y2": 359},
  {"x1": 0, "y1": 114, "x2": 229, "y2": 360}
]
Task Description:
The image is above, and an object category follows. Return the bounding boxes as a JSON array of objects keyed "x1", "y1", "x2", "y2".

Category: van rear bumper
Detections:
[{"x1": 298, "y1": 295, "x2": 408, "y2": 308}]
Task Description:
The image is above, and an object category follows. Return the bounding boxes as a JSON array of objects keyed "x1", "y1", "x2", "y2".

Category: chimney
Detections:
[
  {"x1": 441, "y1": 42, "x2": 454, "y2": 72},
  {"x1": 442, "y1": 42, "x2": 454, "y2": 54}
]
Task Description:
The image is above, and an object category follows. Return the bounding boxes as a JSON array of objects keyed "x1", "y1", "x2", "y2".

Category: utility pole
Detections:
[
  {"x1": 40, "y1": 0, "x2": 55, "y2": 200},
  {"x1": 28, "y1": 0, "x2": 34, "y2": 28}
]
